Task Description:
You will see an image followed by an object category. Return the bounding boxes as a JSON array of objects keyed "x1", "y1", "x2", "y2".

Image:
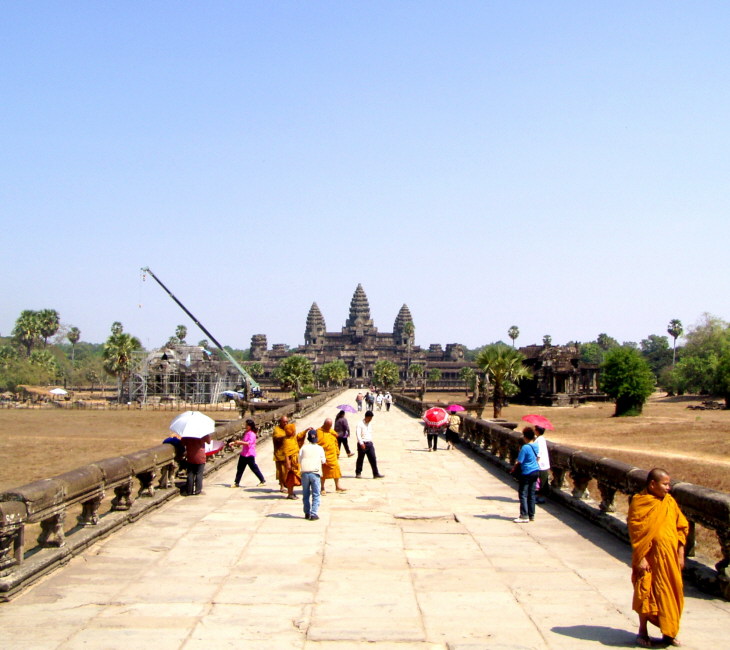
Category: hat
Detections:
[{"x1": 307, "y1": 429, "x2": 318, "y2": 444}]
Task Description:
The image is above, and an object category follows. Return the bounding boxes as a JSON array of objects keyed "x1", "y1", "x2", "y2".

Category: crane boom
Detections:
[{"x1": 141, "y1": 266, "x2": 260, "y2": 391}]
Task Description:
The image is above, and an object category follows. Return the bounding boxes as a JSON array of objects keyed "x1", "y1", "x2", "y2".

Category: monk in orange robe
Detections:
[
  {"x1": 317, "y1": 418, "x2": 346, "y2": 494},
  {"x1": 272, "y1": 416, "x2": 305, "y2": 499},
  {"x1": 627, "y1": 468, "x2": 689, "y2": 648}
]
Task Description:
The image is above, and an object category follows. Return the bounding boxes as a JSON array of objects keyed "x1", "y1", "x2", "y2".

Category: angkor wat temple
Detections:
[{"x1": 250, "y1": 284, "x2": 467, "y2": 386}]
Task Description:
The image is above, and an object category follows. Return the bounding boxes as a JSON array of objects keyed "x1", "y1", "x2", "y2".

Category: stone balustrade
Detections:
[
  {"x1": 392, "y1": 393, "x2": 730, "y2": 600},
  {"x1": 0, "y1": 388, "x2": 344, "y2": 600}
]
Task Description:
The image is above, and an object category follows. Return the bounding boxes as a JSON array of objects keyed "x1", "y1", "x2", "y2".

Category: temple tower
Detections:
[
  {"x1": 344, "y1": 284, "x2": 375, "y2": 340},
  {"x1": 304, "y1": 302, "x2": 327, "y2": 346},
  {"x1": 393, "y1": 304, "x2": 415, "y2": 346}
]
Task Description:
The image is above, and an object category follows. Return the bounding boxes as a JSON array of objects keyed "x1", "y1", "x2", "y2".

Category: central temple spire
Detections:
[{"x1": 344, "y1": 284, "x2": 375, "y2": 337}]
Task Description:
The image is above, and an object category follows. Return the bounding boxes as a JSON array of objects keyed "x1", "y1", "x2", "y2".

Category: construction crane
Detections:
[{"x1": 141, "y1": 266, "x2": 260, "y2": 393}]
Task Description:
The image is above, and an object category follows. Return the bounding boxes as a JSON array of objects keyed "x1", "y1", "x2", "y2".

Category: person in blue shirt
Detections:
[{"x1": 511, "y1": 427, "x2": 541, "y2": 523}]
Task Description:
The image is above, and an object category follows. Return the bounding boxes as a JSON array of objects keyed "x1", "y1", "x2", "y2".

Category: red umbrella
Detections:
[
  {"x1": 521, "y1": 414, "x2": 554, "y2": 431},
  {"x1": 423, "y1": 407, "x2": 450, "y2": 427},
  {"x1": 447, "y1": 404, "x2": 465, "y2": 413}
]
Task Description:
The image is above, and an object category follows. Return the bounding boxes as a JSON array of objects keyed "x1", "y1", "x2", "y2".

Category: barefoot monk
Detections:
[{"x1": 628, "y1": 468, "x2": 689, "y2": 648}]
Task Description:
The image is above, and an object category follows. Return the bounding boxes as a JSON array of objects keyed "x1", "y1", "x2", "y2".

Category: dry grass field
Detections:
[{"x1": 0, "y1": 408, "x2": 238, "y2": 492}]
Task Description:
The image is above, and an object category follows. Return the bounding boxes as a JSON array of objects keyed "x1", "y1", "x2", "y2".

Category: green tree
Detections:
[
  {"x1": 37, "y1": 309, "x2": 60, "y2": 347},
  {"x1": 408, "y1": 363, "x2": 424, "y2": 384},
  {"x1": 12, "y1": 310, "x2": 41, "y2": 356},
  {"x1": 243, "y1": 361, "x2": 264, "y2": 378},
  {"x1": 542, "y1": 335, "x2": 552, "y2": 347},
  {"x1": 403, "y1": 320, "x2": 415, "y2": 371},
  {"x1": 639, "y1": 334, "x2": 673, "y2": 378},
  {"x1": 372, "y1": 360, "x2": 400, "y2": 389},
  {"x1": 103, "y1": 322, "x2": 142, "y2": 401},
  {"x1": 667, "y1": 319, "x2": 683, "y2": 366},
  {"x1": 175, "y1": 324, "x2": 187, "y2": 344},
  {"x1": 427, "y1": 368, "x2": 442, "y2": 384},
  {"x1": 672, "y1": 314, "x2": 730, "y2": 394},
  {"x1": 273, "y1": 355, "x2": 313, "y2": 398},
  {"x1": 508, "y1": 326, "x2": 519, "y2": 348},
  {"x1": 459, "y1": 366, "x2": 476, "y2": 395},
  {"x1": 29, "y1": 349, "x2": 60, "y2": 378},
  {"x1": 600, "y1": 347, "x2": 655, "y2": 416},
  {"x1": 580, "y1": 342, "x2": 604, "y2": 364},
  {"x1": 67, "y1": 326, "x2": 81, "y2": 366},
  {"x1": 317, "y1": 360, "x2": 349, "y2": 387},
  {"x1": 475, "y1": 344, "x2": 531, "y2": 418},
  {"x1": 597, "y1": 333, "x2": 620, "y2": 351}
]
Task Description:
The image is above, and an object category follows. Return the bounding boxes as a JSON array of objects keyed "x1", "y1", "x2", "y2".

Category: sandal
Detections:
[{"x1": 636, "y1": 635, "x2": 656, "y2": 648}]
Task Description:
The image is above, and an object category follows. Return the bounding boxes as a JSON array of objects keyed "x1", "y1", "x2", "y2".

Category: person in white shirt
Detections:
[
  {"x1": 534, "y1": 426, "x2": 551, "y2": 504},
  {"x1": 299, "y1": 429, "x2": 326, "y2": 520},
  {"x1": 355, "y1": 411, "x2": 384, "y2": 479}
]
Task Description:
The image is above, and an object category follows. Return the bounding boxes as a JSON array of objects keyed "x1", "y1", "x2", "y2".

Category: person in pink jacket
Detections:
[{"x1": 231, "y1": 419, "x2": 266, "y2": 487}]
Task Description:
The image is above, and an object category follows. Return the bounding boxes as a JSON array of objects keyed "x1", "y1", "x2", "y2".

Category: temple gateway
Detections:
[{"x1": 250, "y1": 284, "x2": 467, "y2": 386}]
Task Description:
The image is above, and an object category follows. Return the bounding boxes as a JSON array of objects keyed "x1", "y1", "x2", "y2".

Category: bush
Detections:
[{"x1": 600, "y1": 347, "x2": 655, "y2": 416}]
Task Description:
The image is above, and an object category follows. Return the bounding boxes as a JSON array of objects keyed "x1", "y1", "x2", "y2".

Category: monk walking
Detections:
[
  {"x1": 628, "y1": 468, "x2": 689, "y2": 648},
  {"x1": 317, "y1": 418, "x2": 346, "y2": 494},
  {"x1": 272, "y1": 416, "x2": 304, "y2": 499}
]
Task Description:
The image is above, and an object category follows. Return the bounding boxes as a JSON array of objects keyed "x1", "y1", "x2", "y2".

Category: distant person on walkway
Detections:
[
  {"x1": 365, "y1": 391, "x2": 375, "y2": 411},
  {"x1": 272, "y1": 416, "x2": 304, "y2": 499},
  {"x1": 299, "y1": 429, "x2": 326, "y2": 520},
  {"x1": 334, "y1": 410, "x2": 354, "y2": 457},
  {"x1": 534, "y1": 426, "x2": 551, "y2": 503},
  {"x1": 375, "y1": 391, "x2": 384, "y2": 411},
  {"x1": 445, "y1": 408, "x2": 461, "y2": 450},
  {"x1": 356, "y1": 393, "x2": 364, "y2": 411},
  {"x1": 423, "y1": 422, "x2": 442, "y2": 452},
  {"x1": 231, "y1": 419, "x2": 266, "y2": 488},
  {"x1": 628, "y1": 468, "x2": 688, "y2": 649},
  {"x1": 355, "y1": 410, "x2": 384, "y2": 479},
  {"x1": 384, "y1": 392, "x2": 392, "y2": 412},
  {"x1": 510, "y1": 427, "x2": 540, "y2": 523},
  {"x1": 182, "y1": 433, "x2": 211, "y2": 496},
  {"x1": 317, "y1": 418, "x2": 347, "y2": 494}
]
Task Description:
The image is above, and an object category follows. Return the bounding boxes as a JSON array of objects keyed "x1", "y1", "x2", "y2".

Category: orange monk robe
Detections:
[
  {"x1": 317, "y1": 428, "x2": 341, "y2": 480},
  {"x1": 628, "y1": 490, "x2": 689, "y2": 639},
  {"x1": 273, "y1": 423, "x2": 305, "y2": 484}
]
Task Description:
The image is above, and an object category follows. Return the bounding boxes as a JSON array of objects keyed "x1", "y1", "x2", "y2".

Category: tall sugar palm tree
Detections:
[
  {"x1": 13, "y1": 310, "x2": 41, "y2": 356},
  {"x1": 38, "y1": 309, "x2": 60, "y2": 347},
  {"x1": 667, "y1": 319, "x2": 683, "y2": 367},
  {"x1": 175, "y1": 324, "x2": 188, "y2": 344},
  {"x1": 103, "y1": 322, "x2": 142, "y2": 401},
  {"x1": 508, "y1": 326, "x2": 520, "y2": 348},
  {"x1": 67, "y1": 326, "x2": 81, "y2": 365},
  {"x1": 475, "y1": 344, "x2": 532, "y2": 418}
]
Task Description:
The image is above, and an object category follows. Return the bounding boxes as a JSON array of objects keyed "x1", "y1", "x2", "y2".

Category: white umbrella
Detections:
[
  {"x1": 49, "y1": 388, "x2": 68, "y2": 396},
  {"x1": 169, "y1": 411, "x2": 216, "y2": 439}
]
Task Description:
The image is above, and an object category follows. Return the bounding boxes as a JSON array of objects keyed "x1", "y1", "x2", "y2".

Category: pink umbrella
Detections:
[
  {"x1": 447, "y1": 404, "x2": 465, "y2": 413},
  {"x1": 423, "y1": 407, "x2": 450, "y2": 427},
  {"x1": 521, "y1": 414, "x2": 554, "y2": 431}
]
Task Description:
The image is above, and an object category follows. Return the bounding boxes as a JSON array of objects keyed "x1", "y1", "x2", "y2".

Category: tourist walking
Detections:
[
  {"x1": 423, "y1": 422, "x2": 442, "y2": 451},
  {"x1": 384, "y1": 391, "x2": 392, "y2": 412},
  {"x1": 317, "y1": 418, "x2": 347, "y2": 494},
  {"x1": 445, "y1": 408, "x2": 460, "y2": 450},
  {"x1": 628, "y1": 468, "x2": 688, "y2": 648},
  {"x1": 334, "y1": 410, "x2": 354, "y2": 457},
  {"x1": 510, "y1": 427, "x2": 540, "y2": 523},
  {"x1": 356, "y1": 392, "x2": 364, "y2": 411},
  {"x1": 355, "y1": 410, "x2": 384, "y2": 479},
  {"x1": 534, "y1": 425, "x2": 551, "y2": 503},
  {"x1": 299, "y1": 429, "x2": 326, "y2": 520},
  {"x1": 375, "y1": 391, "x2": 384, "y2": 411},
  {"x1": 231, "y1": 419, "x2": 266, "y2": 487}
]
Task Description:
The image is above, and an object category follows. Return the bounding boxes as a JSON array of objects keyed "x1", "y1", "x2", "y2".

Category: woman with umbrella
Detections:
[
  {"x1": 334, "y1": 408, "x2": 354, "y2": 457},
  {"x1": 445, "y1": 405, "x2": 463, "y2": 450},
  {"x1": 423, "y1": 407, "x2": 449, "y2": 452},
  {"x1": 170, "y1": 411, "x2": 214, "y2": 496}
]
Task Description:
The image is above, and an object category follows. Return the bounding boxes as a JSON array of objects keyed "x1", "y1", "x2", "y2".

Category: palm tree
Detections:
[
  {"x1": 508, "y1": 326, "x2": 519, "y2": 348},
  {"x1": 38, "y1": 309, "x2": 60, "y2": 347},
  {"x1": 542, "y1": 335, "x2": 552, "y2": 347},
  {"x1": 403, "y1": 320, "x2": 415, "y2": 379},
  {"x1": 667, "y1": 319, "x2": 683, "y2": 367},
  {"x1": 373, "y1": 360, "x2": 400, "y2": 389},
  {"x1": 459, "y1": 366, "x2": 476, "y2": 396},
  {"x1": 103, "y1": 322, "x2": 142, "y2": 401},
  {"x1": 475, "y1": 344, "x2": 532, "y2": 418},
  {"x1": 67, "y1": 327, "x2": 81, "y2": 365},
  {"x1": 12, "y1": 310, "x2": 41, "y2": 356},
  {"x1": 175, "y1": 324, "x2": 187, "y2": 344}
]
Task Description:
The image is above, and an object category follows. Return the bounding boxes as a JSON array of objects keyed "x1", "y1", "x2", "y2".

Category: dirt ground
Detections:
[{"x1": 0, "y1": 409, "x2": 239, "y2": 492}]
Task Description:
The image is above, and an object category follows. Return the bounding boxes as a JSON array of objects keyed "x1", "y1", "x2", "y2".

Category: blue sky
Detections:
[{"x1": 1, "y1": 2, "x2": 728, "y2": 351}]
